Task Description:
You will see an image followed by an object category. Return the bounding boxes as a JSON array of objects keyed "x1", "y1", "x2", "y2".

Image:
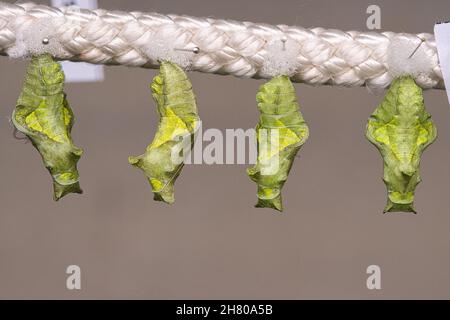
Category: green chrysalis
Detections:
[
  {"x1": 128, "y1": 61, "x2": 200, "y2": 204},
  {"x1": 247, "y1": 75, "x2": 309, "y2": 212},
  {"x1": 12, "y1": 54, "x2": 83, "y2": 201},
  {"x1": 366, "y1": 75, "x2": 437, "y2": 213}
]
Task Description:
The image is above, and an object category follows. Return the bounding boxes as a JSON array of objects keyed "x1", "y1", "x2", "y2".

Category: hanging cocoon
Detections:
[
  {"x1": 12, "y1": 54, "x2": 83, "y2": 200},
  {"x1": 129, "y1": 61, "x2": 200, "y2": 204},
  {"x1": 366, "y1": 75, "x2": 437, "y2": 213},
  {"x1": 247, "y1": 75, "x2": 309, "y2": 212}
]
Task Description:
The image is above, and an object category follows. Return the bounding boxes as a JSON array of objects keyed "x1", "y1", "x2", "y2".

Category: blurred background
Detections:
[{"x1": 0, "y1": 0, "x2": 449, "y2": 299}]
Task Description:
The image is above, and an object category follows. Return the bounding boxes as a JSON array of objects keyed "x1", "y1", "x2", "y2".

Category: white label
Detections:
[
  {"x1": 434, "y1": 22, "x2": 450, "y2": 103},
  {"x1": 52, "y1": 0, "x2": 98, "y2": 9},
  {"x1": 51, "y1": 0, "x2": 104, "y2": 83}
]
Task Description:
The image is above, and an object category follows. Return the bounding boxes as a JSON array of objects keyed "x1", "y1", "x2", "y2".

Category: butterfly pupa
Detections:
[
  {"x1": 247, "y1": 75, "x2": 309, "y2": 212},
  {"x1": 365, "y1": 75, "x2": 437, "y2": 213},
  {"x1": 12, "y1": 53, "x2": 83, "y2": 200},
  {"x1": 128, "y1": 61, "x2": 200, "y2": 204}
]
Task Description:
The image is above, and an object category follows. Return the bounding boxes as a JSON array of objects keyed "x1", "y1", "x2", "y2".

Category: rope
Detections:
[{"x1": 0, "y1": 2, "x2": 444, "y2": 90}]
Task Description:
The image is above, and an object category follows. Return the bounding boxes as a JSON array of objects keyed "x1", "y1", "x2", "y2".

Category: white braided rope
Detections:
[{"x1": 0, "y1": 2, "x2": 444, "y2": 89}]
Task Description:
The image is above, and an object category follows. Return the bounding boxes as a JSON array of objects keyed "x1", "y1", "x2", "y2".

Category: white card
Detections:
[
  {"x1": 434, "y1": 22, "x2": 450, "y2": 103},
  {"x1": 51, "y1": 0, "x2": 104, "y2": 83}
]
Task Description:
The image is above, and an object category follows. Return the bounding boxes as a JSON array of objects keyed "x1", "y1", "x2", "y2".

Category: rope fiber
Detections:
[{"x1": 0, "y1": 2, "x2": 444, "y2": 90}]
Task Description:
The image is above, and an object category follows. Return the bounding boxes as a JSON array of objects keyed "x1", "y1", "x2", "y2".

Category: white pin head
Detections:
[
  {"x1": 174, "y1": 46, "x2": 200, "y2": 54},
  {"x1": 281, "y1": 36, "x2": 288, "y2": 51}
]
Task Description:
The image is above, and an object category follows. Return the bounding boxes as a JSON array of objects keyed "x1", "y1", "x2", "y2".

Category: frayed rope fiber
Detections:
[{"x1": 0, "y1": 2, "x2": 444, "y2": 90}]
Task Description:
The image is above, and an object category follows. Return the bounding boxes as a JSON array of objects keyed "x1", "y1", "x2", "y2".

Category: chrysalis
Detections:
[
  {"x1": 12, "y1": 54, "x2": 83, "y2": 200},
  {"x1": 129, "y1": 61, "x2": 200, "y2": 204},
  {"x1": 366, "y1": 75, "x2": 437, "y2": 213},
  {"x1": 247, "y1": 75, "x2": 309, "y2": 212}
]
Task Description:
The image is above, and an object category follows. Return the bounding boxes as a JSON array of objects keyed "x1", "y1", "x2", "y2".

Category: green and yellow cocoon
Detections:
[
  {"x1": 129, "y1": 61, "x2": 200, "y2": 204},
  {"x1": 366, "y1": 76, "x2": 437, "y2": 213},
  {"x1": 12, "y1": 54, "x2": 83, "y2": 200},
  {"x1": 247, "y1": 75, "x2": 309, "y2": 212}
]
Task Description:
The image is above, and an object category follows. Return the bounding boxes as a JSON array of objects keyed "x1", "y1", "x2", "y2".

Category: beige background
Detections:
[{"x1": 0, "y1": 0, "x2": 449, "y2": 299}]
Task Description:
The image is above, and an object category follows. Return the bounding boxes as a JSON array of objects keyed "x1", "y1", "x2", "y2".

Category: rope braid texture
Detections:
[{"x1": 0, "y1": 2, "x2": 444, "y2": 90}]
